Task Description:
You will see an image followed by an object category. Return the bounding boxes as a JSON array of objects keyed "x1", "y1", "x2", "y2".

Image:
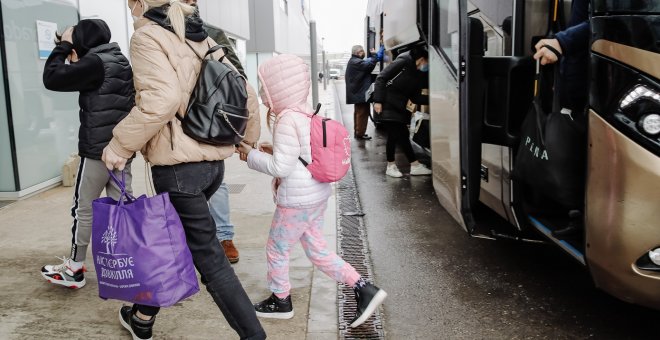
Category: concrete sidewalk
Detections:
[{"x1": 0, "y1": 86, "x2": 341, "y2": 340}]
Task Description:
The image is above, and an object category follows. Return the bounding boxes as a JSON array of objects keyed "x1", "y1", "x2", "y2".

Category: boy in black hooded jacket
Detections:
[{"x1": 40, "y1": 19, "x2": 135, "y2": 289}]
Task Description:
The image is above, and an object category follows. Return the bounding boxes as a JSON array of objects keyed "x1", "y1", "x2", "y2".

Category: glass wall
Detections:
[{"x1": 1, "y1": 0, "x2": 80, "y2": 191}]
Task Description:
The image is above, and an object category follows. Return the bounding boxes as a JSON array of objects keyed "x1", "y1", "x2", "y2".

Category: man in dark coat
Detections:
[{"x1": 345, "y1": 45, "x2": 381, "y2": 140}]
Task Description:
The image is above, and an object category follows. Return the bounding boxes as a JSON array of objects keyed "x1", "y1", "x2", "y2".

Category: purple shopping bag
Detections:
[{"x1": 91, "y1": 170, "x2": 199, "y2": 307}]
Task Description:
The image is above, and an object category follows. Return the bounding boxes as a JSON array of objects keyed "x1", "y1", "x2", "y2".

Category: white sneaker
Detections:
[
  {"x1": 40, "y1": 256, "x2": 86, "y2": 289},
  {"x1": 385, "y1": 164, "x2": 403, "y2": 178},
  {"x1": 410, "y1": 163, "x2": 432, "y2": 176}
]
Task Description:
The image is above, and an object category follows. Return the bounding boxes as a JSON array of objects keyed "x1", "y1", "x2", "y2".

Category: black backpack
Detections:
[{"x1": 179, "y1": 42, "x2": 249, "y2": 146}]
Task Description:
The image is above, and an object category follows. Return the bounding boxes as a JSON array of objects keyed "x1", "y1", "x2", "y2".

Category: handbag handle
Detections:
[
  {"x1": 533, "y1": 59, "x2": 562, "y2": 146},
  {"x1": 107, "y1": 170, "x2": 135, "y2": 205}
]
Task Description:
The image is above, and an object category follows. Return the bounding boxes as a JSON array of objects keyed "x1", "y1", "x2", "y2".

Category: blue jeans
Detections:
[
  {"x1": 209, "y1": 182, "x2": 235, "y2": 241},
  {"x1": 136, "y1": 161, "x2": 265, "y2": 340}
]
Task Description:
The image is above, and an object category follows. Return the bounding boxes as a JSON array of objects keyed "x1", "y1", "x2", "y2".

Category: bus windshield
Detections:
[{"x1": 593, "y1": 0, "x2": 660, "y2": 14}]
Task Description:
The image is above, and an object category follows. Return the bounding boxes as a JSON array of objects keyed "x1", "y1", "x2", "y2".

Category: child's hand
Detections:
[
  {"x1": 258, "y1": 142, "x2": 273, "y2": 155},
  {"x1": 237, "y1": 141, "x2": 253, "y2": 155},
  {"x1": 238, "y1": 152, "x2": 248, "y2": 162}
]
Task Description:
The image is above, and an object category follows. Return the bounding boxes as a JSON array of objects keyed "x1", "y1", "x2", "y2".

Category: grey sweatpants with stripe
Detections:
[{"x1": 69, "y1": 157, "x2": 133, "y2": 262}]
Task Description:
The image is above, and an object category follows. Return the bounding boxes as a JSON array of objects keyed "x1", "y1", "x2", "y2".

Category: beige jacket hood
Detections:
[{"x1": 108, "y1": 19, "x2": 260, "y2": 166}]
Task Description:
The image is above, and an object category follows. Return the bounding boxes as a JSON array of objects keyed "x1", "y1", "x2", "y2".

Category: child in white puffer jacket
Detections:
[{"x1": 237, "y1": 54, "x2": 386, "y2": 328}]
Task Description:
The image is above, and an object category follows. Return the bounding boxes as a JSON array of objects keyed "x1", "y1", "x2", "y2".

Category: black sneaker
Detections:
[
  {"x1": 119, "y1": 306, "x2": 155, "y2": 340},
  {"x1": 350, "y1": 283, "x2": 387, "y2": 328},
  {"x1": 254, "y1": 293, "x2": 294, "y2": 319}
]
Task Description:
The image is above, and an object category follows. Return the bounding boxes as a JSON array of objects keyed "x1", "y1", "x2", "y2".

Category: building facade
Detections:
[
  {"x1": 0, "y1": 0, "x2": 250, "y2": 199},
  {"x1": 245, "y1": 0, "x2": 311, "y2": 90}
]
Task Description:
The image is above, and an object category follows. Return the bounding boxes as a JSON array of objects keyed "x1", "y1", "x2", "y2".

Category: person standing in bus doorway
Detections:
[
  {"x1": 40, "y1": 19, "x2": 135, "y2": 289},
  {"x1": 373, "y1": 45, "x2": 432, "y2": 178},
  {"x1": 183, "y1": 0, "x2": 256, "y2": 264},
  {"x1": 533, "y1": 0, "x2": 589, "y2": 237},
  {"x1": 345, "y1": 44, "x2": 383, "y2": 140}
]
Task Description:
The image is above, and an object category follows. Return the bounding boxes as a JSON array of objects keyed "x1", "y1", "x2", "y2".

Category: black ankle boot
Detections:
[
  {"x1": 350, "y1": 282, "x2": 387, "y2": 328},
  {"x1": 119, "y1": 306, "x2": 155, "y2": 340}
]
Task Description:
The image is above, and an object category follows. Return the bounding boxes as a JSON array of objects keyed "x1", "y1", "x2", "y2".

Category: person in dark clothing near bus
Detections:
[
  {"x1": 533, "y1": 0, "x2": 590, "y2": 236},
  {"x1": 534, "y1": 0, "x2": 590, "y2": 113},
  {"x1": 40, "y1": 19, "x2": 135, "y2": 289},
  {"x1": 373, "y1": 46, "x2": 432, "y2": 178},
  {"x1": 345, "y1": 44, "x2": 382, "y2": 140}
]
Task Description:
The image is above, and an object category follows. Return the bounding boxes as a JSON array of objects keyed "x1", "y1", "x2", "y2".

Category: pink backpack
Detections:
[{"x1": 298, "y1": 104, "x2": 351, "y2": 182}]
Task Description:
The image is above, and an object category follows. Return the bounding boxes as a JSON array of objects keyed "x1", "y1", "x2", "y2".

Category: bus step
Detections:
[{"x1": 528, "y1": 216, "x2": 586, "y2": 266}]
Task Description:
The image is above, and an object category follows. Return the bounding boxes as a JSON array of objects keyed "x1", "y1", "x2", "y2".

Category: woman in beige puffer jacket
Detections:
[{"x1": 102, "y1": 1, "x2": 265, "y2": 340}]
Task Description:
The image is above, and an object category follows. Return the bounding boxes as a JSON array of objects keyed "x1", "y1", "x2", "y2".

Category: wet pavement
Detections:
[{"x1": 334, "y1": 80, "x2": 660, "y2": 339}]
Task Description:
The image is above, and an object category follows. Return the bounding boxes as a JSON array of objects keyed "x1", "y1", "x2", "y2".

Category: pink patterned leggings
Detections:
[{"x1": 266, "y1": 202, "x2": 361, "y2": 295}]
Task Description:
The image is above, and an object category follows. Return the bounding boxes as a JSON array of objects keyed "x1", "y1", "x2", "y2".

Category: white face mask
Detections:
[{"x1": 131, "y1": 0, "x2": 145, "y2": 22}]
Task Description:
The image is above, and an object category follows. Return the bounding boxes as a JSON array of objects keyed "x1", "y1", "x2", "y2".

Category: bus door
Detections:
[{"x1": 457, "y1": 0, "x2": 535, "y2": 237}]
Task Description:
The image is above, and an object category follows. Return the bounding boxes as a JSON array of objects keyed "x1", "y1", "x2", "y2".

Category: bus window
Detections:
[
  {"x1": 469, "y1": 0, "x2": 514, "y2": 56},
  {"x1": 431, "y1": 0, "x2": 459, "y2": 69}
]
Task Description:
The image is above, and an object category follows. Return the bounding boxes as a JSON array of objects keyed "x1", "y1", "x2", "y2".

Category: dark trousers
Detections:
[
  {"x1": 559, "y1": 52, "x2": 589, "y2": 113},
  {"x1": 135, "y1": 160, "x2": 265, "y2": 340},
  {"x1": 353, "y1": 102, "x2": 370, "y2": 137},
  {"x1": 385, "y1": 121, "x2": 416, "y2": 163}
]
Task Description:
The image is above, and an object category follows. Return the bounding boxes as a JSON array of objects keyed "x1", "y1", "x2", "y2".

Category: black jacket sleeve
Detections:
[
  {"x1": 43, "y1": 42, "x2": 104, "y2": 92},
  {"x1": 554, "y1": 0, "x2": 590, "y2": 57},
  {"x1": 372, "y1": 56, "x2": 408, "y2": 104},
  {"x1": 555, "y1": 21, "x2": 590, "y2": 58}
]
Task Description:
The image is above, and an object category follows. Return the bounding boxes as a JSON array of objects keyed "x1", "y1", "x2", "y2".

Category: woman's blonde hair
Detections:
[{"x1": 143, "y1": 0, "x2": 196, "y2": 42}]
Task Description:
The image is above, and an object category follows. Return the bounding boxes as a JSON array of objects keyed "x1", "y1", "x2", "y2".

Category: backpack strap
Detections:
[
  {"x1": 297, "y1": 104, "x2": 323, "y2": 166},
  {"x1": 312, "y1": 103, "x2": 322, "y2": 116},
  {"x1": 185, "y1": 40, "x2": 227, "y2": 62}
]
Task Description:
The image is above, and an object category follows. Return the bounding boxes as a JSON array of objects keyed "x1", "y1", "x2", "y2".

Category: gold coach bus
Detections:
[{"x1": 365, "y1": 0, "x2": 660, "y2": 309}]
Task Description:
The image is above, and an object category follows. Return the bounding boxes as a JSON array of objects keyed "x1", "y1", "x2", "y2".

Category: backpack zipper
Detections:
[{"x1": 322, "y1": 118, "x2": 329, "y2": 147}]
